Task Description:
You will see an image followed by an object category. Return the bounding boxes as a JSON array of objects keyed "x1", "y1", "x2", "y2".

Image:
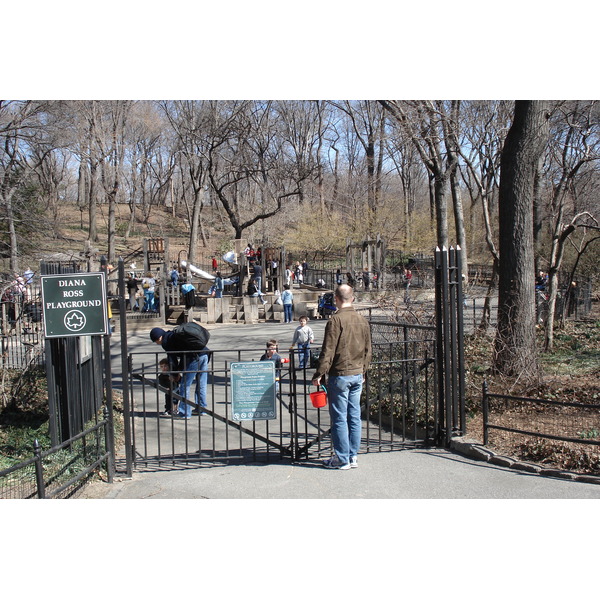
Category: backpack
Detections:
[{"x1": 170, "y1": 322, "x2": 210, "y2": 352}]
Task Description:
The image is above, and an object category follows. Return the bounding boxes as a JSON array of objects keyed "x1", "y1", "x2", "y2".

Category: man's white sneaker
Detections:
[
  {"x1": 323, "y1": 457, "x2": 351, "y2": 470},
  {"x1": 350, "y1": 456, "x2": 358, "y2": 468}
]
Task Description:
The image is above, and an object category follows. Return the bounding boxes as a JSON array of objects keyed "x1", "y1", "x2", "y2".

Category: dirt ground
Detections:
[{"x1": 463, "y1": 305, "x2": 600, "y2": 474}]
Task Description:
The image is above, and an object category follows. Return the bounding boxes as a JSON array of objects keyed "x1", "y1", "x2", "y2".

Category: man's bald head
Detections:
[{"x1": 335, "y1": 284, "x2": 354, "y2": 304}]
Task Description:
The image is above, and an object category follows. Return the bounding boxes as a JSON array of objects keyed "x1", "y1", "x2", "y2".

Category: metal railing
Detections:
[
  {"x1": 124, "y1": 325, "x2": 442, "y2": 472},
  {"x1": 482, "y1": 382, "x2": 600, "y2": 448},
  {"x1": 127, "y1": 347, "x2": 326, "y2": 469},
  {"x1": 1, "y1": 283, "x2": 45, "y2": 369},
  {"x1": 0, "y1": 408, "x2": 114, "y2": 499}
]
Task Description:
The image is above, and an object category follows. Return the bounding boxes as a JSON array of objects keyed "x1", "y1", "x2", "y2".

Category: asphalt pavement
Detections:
[{"x1": 82, "y1": 444, "x2": 600, "y2": 499}]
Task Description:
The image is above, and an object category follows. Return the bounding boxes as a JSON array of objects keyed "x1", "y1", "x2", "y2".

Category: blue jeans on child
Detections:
[
  {"x1": 297, "y1": 342, "x2": 310, "y2": 369},
  {"x1": 143, "y1": 290, "x2": 154, "y2": 312}
]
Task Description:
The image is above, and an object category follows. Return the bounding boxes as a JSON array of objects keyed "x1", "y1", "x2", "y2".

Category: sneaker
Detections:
[
  {"x1": 323, "y1": 457, "x2": 351, "y2": 470},
  {"x1": 350, "y1": 456, "x2": 358, "y2": 468}
]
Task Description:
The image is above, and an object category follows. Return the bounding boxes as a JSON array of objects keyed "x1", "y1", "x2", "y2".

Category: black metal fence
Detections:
[
  {"x1": 1, "y1": 279, "x2": 45, "y2": 371},
  {"x1": 124, "y1": 323, "x2": 441, "y2": 472},
  {"x1": 0, "y1": 408, "x2": 114, "y2": 499},
  {"x1": 126, "y1": 347, "x2": 331, "y2": 469},
  {"x1": 366, "y1": 322, "x2": 438, "y2": 447},
  {"x1": 482, "y1": 382, "x2": 600, "y2": 449}
]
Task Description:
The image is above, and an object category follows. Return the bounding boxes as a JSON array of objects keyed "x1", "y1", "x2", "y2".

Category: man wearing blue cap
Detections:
[{"x1": 150, "y1": 326, "x2": 210, "y2": 418}]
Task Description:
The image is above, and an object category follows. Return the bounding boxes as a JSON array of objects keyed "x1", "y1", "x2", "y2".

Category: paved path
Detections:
[{"x1": 82, "y1": 445, "x2": 600, "y2": 499}]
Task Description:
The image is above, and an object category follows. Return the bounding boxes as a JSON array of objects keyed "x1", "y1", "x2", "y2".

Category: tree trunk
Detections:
[
  {"x1": 88, "y1": 159, "x2": 98, "y2": 243},
  {"x1": 187, "y1": 186, "x2": 204, "y2": 265},
  {"x1": 126, "y1": 146, "x2": 138, "y2": 239},
  {"x1": 434, "y1": 173, "x2": 449, "y2": 249},
  {"x1": 4, "y1": 188, "x2": 19, "y2": 272},
  {"x1": 107, "y1": 184, "x2": 117, "y2": 264},
  {"x1": 428, "y1": 173, "x2": 435, "y2": 223},
  {"x1": 449, "y1": 157, "x2": 468, "y2": 279},
  {"x1": 532, "y1": 163, "x2": 544, "y2": 271},
  {"x1": 494, "y1": 101, "x2": 549, "y2": 380}
]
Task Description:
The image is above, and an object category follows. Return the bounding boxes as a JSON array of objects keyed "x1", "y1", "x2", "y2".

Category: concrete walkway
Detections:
[{"x1": 82, "y1": 446, "x2": 600, "y2": 499}]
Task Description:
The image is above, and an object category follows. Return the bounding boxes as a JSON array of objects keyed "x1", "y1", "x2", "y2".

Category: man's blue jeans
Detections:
[
  {"x1": 178, "y1": 353, "x2": 209, "y2": 417},
  {"x1": 283, "y1": 304, "x2": 293, "y2": 323},
  {"x1": 327, "y1": 374, "x2": 363, "y2": 465}
]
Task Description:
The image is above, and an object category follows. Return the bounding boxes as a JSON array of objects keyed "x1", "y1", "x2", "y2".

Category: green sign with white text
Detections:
[
  {"x1": 230, "y1": 361, "x2": 277, "y2": 421},
  {"x1": 41, "y1": 273, "x2": 109, "y2": 338}
]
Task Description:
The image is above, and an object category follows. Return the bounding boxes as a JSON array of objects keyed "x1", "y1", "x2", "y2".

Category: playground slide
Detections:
[{"x1": 180, "y1": 260, "x2": 215, "y2": 281}]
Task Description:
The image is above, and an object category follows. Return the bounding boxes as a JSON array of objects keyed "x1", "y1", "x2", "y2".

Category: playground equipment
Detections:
[
  {"x1": 346, "y1": 235, "x2": 386, "y2": 289},
  {"x1": 180, "y1": 260, "x2": 215, "y2": 281}
]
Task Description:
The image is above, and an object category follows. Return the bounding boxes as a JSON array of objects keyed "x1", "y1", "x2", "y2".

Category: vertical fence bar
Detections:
[
  {"x1": 402, "y1": 325, "x2": 409, "y2": 442},
  {"x1": 118, "y1": 258, "x2": 132, "y2": 476},
  {"x1": 128, "y1": 353, "x2": 137, "y2": 471},
  {"x1": 448, "y1": 247, "x2": 459, "y2": 435},
  {"x1": 140, "y1": 362, "x2": 148, "y2": 464},
  {"x1": 33, "y1": 439, "x2": 46, "y2": 499},
  {"x1": 154, "y1": 355, "x2": 162, "y2": 464},
  {"x1": 424, "y1": 349, "x2": 431, "y2": 444},
  {"x1": 103, "y1": 406, "x2": 114, "y2": 483},
  {"x1": 442, "y1": 246, "x2": 453, "y2": 445},
  {"x1": 455, "y1": 246, "x2": 466, "y2": 435},
  {"x1": 224, "y1": 360, "x2": 230, "y2": 459},
  {"x1": 434, "y1": 247, "x2": 444, "y2": 445},
  {"x1": 386, "y1": 340, "x2": 393, "y2": 448},
  {"x1": 482, "y1": 381, "x2": 489, "y2": 445}
]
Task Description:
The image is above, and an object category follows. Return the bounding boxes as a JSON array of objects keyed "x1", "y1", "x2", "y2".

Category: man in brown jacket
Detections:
[{"x1": 312, "y1": 284, "x2": 372, "y2": 469}]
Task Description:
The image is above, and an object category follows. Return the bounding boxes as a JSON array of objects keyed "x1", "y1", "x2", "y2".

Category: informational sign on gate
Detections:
[
  {"x1": 230, "y1": 361, "x2": 277, "y2": 421},
  {"x1": 41, "y1": 272, "x2": 109, "y2": 338}
]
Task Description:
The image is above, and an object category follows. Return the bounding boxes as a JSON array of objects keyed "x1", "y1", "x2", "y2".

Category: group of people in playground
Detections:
[
  {"x1": 149, "y1": 283, "x2": 372, "y2": 470},
  {"x1": 125, "y1": 271, "x2": 161, "y2": 313}
]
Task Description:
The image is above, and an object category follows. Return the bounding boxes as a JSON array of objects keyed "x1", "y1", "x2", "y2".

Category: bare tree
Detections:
[
  {"x1": 160, "y1": 100, "x2": 215, "y2": 264},
  {"x1": 0, "y1": 100, "x2": 49, "y2": 271},
  {"x1": 91, "y1": 101, "x2": 132, "y2": 264},
  {"x1": 67, "y1": 101, "x2": 104, "y2": 244},
  {"x1": 457, "y1": 100, "x2": 512, "y2": 328},
  {"x1": 204, "y1": 101, "x2": 311, "y2": 242},
  {"x1": 274, "y1": 100, "x2": 325, "y2": 204},
  {"x1": 331, "y1": 101, "x2": 387, "y2": 235},
  {"x1": 123, "y1": 101, "x2": 164, "y2": 238},
  {"x1": 385, "y1": 125, "x2": 428, "y2": 248},
  {"x1": 380, "y1": 100, "x2": 459, "y2": 250},
  {"x1": 538, "y1": 101, "x2": 600, "y2": 350}
]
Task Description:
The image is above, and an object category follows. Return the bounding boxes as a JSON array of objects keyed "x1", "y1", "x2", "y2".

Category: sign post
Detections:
[
  {"x1": 231, "y1": 361, "x2": 277, "y2": 421},
  {"x1": 41, "y1": 272, "x2": 109, "y2": 338}
]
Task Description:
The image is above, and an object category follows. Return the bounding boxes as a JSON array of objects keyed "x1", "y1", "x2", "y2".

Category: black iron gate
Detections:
[
  {"x1": 124, "y1": 330, "x2": 441, "y2": 470},
  {"x1": 120, "y1": 247, "x2": 465, "y2": 472}
]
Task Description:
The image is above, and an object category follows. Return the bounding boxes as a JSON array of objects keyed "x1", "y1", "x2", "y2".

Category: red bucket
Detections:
[{"x1": 310, "y1": 386, "x2": 327, "y2": 408}]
